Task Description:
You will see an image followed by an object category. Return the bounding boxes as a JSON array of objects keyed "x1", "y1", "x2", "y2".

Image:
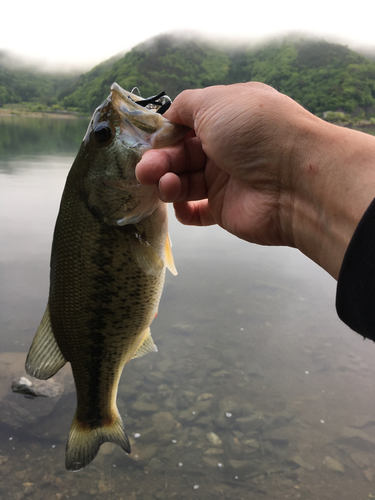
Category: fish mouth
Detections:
[
  {"x1": 84, "y1": 82, "x2": 189, "y2": 150},
  {"x1": 110, "y1": 83, "x2": 172, "y2": 115},
  {"x1": 110, "y1": 83, "x2": 190, "y2": 150},
  {"x1": 108, "y1": 83, "x2": 179, "y2": 150},
  {"x1": 83, "y1": 84, "x2": 173, "y2": 149},
  {"x1": 110, "y1": 83, "x2": 190, "y2": 152}
]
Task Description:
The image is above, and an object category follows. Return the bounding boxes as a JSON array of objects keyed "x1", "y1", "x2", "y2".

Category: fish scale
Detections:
[
  {"x1": 25, "y1": 82, "x2": 188, "y2": 471},
  {"x1": 49, "y1": 168, "x2": 167, "y2": 443}
]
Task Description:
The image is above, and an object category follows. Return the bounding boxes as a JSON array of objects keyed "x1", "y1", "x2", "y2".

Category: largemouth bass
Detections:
[{"x1": 25, "y1": 83, "x2": 188, "y2": 471}]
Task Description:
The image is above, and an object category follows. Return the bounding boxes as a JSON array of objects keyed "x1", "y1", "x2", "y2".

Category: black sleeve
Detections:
[{"x1": 336, "y1": 198, "x2": 375, "y2": 340}]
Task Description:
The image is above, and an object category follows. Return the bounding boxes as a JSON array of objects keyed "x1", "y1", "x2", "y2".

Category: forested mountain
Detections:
[
  {"x1": 2, "y1": 34, "x2": 375, "y2": 119},
  {"x1": 0, "y1": 51, "x2": 80, "y2": 108}
]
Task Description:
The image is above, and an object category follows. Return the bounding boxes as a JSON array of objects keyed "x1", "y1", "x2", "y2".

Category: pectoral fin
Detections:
[
  {"x1": 165, "y1": 233, "x2": 177, "y2": 276},
  {"x1": 25, "y1": 304, "x2": 67, "y2": 380},
  {"x1": 129, "y1": 232, "x2": 164, "y2": 276},
  {"x1": 129, "y1": 231, "x2": 177, "y2": 277}
]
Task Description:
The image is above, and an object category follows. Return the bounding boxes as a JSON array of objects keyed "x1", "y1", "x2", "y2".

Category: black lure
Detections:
[{"x1": 136, "y1": 90, "x2": 172, "y2": 115}]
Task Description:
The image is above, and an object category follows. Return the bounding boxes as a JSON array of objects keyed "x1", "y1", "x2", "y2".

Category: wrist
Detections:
[{"x1": 286, "y1": 116, "x2": 375, "y2": 279}]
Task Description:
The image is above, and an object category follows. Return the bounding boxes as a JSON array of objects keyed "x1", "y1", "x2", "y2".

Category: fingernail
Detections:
[
  {"x1": 158, "y1": 180, "x2": 167, "y2": 202},
  {"x1": 135, "y1": 162, "x2": 142, "y2": 183}
]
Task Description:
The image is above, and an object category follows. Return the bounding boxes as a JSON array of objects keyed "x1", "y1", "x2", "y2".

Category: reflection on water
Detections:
[
  {"x1": 1, "y1": 115, "x2": 375, "y2": 499},
  {"x1": 0, "y1": 113, "x2": 88, "y2": 163}
]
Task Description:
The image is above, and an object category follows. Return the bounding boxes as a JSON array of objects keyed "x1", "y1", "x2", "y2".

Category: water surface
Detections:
[{"x1": 1, "y1": 115, "x2": 375, "y2": 499}]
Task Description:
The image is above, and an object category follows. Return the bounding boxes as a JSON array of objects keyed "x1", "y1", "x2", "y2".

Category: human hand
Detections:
[
  {"x1": 136, "y1": 83, "x2": 375, "y2": 278},
  {"x1": 136, "y1": 82, "x2": 312, "y2": 247}
]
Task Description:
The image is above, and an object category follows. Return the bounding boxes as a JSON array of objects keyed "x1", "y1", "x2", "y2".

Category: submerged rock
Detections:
[
  {"x1": 151, "y1": 411, "x2": 178, "y2": 434},
  {"x1": 12, "y1": 376, "x2": 63, "y2": 398},
  {"x1": 179, "y1": 401, "x2": 211, "y2": 423},
  {"x1": 243, "y1": 438, "x2": 260, "y2": 452},
  {"x1": 235, "y1": 414, "x2": 265, "y2": 433},
  {"x1": 0, "y1": 352, "x2": 71, "y2": 431},
  {"x1": 228, "y1": 459, "x2": 249, "y2": 470},
  {"x1": 288, "y1": 454, "x2": 315, "y2": 471},
  {"x1": 323, "y1": 455, "x2": 345, "y2": 473},
  {"x1": 262, "y1": 425, "x2": 300, "y2": 445},
  {"x1": 351, "y1": 415, "x2": 375, "y2": 429},
  {"x1": 157, "y1": 358, "x2": 173, "y2": 372},
  {"x1": 350, "y1": 451, "x2": 371, "y2": 469},
  {"x1": 132, "y1": 401, "x2": 159, "y2": 412},
  {"x1": 203, "y1": 456, "x2": 223, "y2": 468},
  {"x1": 206, "y1": 432, "x2": 222, "y2": 446},
  {"x1": 229, "y1": 436, "x2": 242, "y2": 455},
  {"x1": 197, "y1": 393, "x2": 214, "y2": 402},
  {"x1": 128, "y1": 443, "x2": 157, "y2": 463},
  {"x1": 204, "y1": 447, "x2": 224, "y2": 455},
  {"x1": 364, "y1": 467, "x2": 375, "y2": 482},
  {"x1": 340, "y1": 425, "x2": 375, "y2": 450}
]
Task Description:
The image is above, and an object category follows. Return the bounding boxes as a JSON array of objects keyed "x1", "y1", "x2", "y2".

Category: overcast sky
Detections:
[{"x1": 1, "y1": 0, "x2": 374, "y2": 71}]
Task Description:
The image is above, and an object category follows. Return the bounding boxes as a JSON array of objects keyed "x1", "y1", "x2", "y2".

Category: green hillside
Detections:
[
  {"x1": 61, "y1": 35, "x2": 233, "y2": 112},
  {"x1": 2, "y1": 34, "x2": 375, "y2": 120},
  {"x1": 61, "y1": 34, "x2": 375, "y2": 118},
  {"x1": 245, "y1": 38, "x2": 375, "y2": 115},
  {"x1": 0, "y1": 51, "x2": 79, "y2": 110}
]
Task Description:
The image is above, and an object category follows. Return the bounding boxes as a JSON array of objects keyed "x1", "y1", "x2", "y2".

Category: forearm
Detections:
[{"x1": 288, "y1": 116, "x2": 375, "y2": 279}]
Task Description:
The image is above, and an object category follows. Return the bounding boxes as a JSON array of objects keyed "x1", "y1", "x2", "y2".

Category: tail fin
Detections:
[{"x1": 65, "y1": 410, "x2": 131, "y2": 471}]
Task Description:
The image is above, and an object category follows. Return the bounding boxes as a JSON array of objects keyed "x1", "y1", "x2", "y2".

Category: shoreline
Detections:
[
  {"x1": 1, "y1": 108, "x2": 374, "y2": 133},
  {"x1": 0, "y1": 108, "x2": 88, "y2": 120}
]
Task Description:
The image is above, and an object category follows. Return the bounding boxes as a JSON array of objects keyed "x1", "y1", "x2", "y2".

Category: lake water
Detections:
[{"x1": 1, "y1": 114, "x2": 375, "y2": 500}]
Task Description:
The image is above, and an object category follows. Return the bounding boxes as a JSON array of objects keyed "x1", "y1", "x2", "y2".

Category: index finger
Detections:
[{"x1": 163, "y1": 88, "x2": 206, "y2": 129}]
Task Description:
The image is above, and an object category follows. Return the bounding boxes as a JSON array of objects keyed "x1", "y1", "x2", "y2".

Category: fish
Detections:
[{"x1": 25, "y1": 82, "x2": 188, "y2": 471}]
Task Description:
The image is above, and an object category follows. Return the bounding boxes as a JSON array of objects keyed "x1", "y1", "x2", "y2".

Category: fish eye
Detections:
[{"x1": 94, "y1": 123, "x2": 112, "y2": 144}]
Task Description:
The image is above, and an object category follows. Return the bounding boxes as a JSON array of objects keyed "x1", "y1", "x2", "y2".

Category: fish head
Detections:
[{"x1": 79, "y1": 83, "x2": 189, "y2": 226}]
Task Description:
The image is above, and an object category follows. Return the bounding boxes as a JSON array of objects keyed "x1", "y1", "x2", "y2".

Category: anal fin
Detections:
[
  {"x1": 130, "y1": 327, "x2": 158, "y2": 361},
  {"x1": 25, "y1": 303, "x2": 67, "y2": 380}
]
